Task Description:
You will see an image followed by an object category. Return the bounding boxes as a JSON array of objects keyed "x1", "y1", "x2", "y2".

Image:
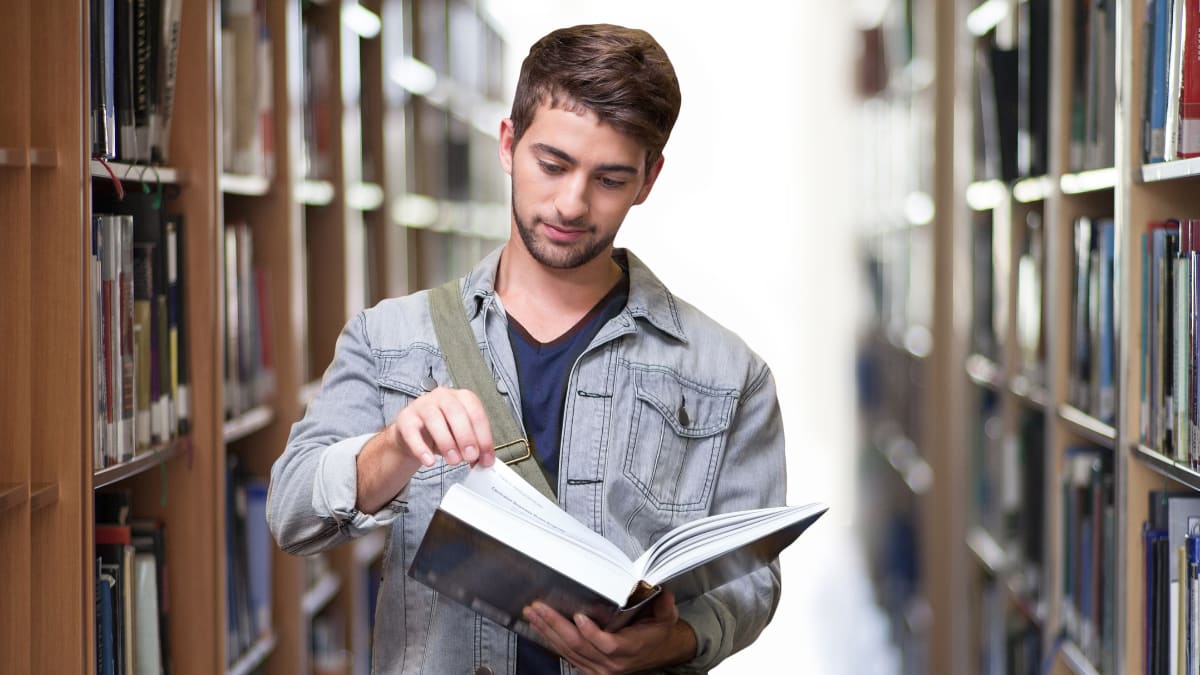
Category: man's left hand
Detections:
[{"x1": 523, "y1": 590, "x2": 697, "y2": 674}]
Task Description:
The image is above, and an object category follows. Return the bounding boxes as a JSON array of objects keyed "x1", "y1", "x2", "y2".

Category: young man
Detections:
[{"x1": 268, "y1": 24, "x2": 787, "y2": 673}]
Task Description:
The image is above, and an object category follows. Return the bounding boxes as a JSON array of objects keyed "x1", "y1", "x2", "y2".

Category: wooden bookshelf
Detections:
[
  {"x1": 863, "y1": 0, "x2": 1200, "y2": 672},
  {"x1": 0, "y1": 0, "x2": 508, "y2": 672}
]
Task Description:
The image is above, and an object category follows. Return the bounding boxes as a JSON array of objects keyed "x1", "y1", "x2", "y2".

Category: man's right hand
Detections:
[
  {"x1": 355, "y1": 386, "x2": 495, "y2": 513},
  {"x1": 386, "y1": 386, "x2": 496, "y2": 468}
]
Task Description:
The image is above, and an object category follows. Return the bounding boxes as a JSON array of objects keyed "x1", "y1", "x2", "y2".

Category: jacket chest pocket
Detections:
[
  {"x1": 375, "y1": 347, "x2": 470, "y2": 481},
  {"x1": 623, "y1": 368, "x2": 736, "y2": 511}
]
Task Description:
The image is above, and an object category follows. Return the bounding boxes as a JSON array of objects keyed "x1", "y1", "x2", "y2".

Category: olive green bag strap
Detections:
[{"x1": 429, "y1": 280, "x2": 557, "y2": 501}]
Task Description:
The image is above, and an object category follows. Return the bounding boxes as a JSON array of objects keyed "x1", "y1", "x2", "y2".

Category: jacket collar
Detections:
[{"x1": 461, "y1": 245, "x2": 688, "y2": 343}]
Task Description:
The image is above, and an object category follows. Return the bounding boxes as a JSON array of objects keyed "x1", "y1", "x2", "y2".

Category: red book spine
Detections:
[{"x1": 1180, "y1": 0, "x2": 1200, "y2": 157}]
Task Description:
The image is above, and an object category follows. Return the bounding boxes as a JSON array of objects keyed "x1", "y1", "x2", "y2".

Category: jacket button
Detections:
[
  {"x1": 475, "y1": 667, "x2": 494, "y2": 675},
  {"x1": 495, "y1": 378, "x2": 508, "y2": 394}
]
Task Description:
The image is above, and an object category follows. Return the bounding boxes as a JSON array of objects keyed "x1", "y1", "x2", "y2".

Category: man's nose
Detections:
[{"x1": 554, "y1": 173, "x2": 589, "y2": 223}]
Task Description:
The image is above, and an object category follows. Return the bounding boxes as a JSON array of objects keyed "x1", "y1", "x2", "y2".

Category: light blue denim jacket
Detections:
[{"x1": 267, "y1": 247, "x2": 787, "y2": 674}]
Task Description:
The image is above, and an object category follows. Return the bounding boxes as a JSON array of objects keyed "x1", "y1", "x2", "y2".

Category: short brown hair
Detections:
[{"x1": 509, "y1": 24, "x2": 682, "y2": 173}]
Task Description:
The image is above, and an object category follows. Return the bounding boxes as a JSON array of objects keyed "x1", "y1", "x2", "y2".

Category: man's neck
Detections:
[{"x1": 495, "y1": 244, "x2": 623, "y2": 343}]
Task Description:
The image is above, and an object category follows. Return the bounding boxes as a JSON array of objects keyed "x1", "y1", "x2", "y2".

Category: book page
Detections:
[
  {"x1": 633, "y1": 503, "x2": 828, "y2": 585},
  {"x1": 457, "y1": 462, "x2": 631, "y2": 568},
  {"x1": 437, "y1": 483, "x2": 636, "y2": 604}
]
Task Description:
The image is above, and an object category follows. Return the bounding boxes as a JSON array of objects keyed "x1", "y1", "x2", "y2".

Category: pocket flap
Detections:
[
  {"x1": 374, "y1": 348, "x2": 446, "y2": 398},
  {"x1": 632, "y1": 369, "x2": 735, "y2": 438}
]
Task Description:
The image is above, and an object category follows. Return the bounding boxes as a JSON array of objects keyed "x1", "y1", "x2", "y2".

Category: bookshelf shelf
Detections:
[
  {"x1": 299, "y1": 379, "x2": 322, "y2": 410},
  {"x1": 965, "y1": 0, "x2": 1011, "y2": 37},
  {"x1": 0, "y1": 483, "x2": 27, "y2": 513},
  {"x1": 30, "y1": 149, "x2": 56, "y2": 168},
  {"x1": 1057, "y1": 404, "x2": 1116, "y2": 448},
  {"x1": 219, "y1": 173, "x2": 272, "y2": 196},
  {"x1": 966, "y1": 525, "x2": 1009, "y2": 576},
  {"x1": 1140, "y1": 156, "x2": 1200, "y2": 183},
  {"x1": 1131, "y1": 444, "x2": 1200, "y2": 492},
  {"x1": 1059, "y1": 167, "x2": 1117, "y2": 195},
  {"x1": 347, "y1": 182, "x2": 384, "y2": 212},
  {"x1": 1012, "y1": 175, "x2": 1056, "y2": 203},
  {"x1": 301, "y1": 571, "x2": 342, "y2": 618},
  {"x1": 965, "y1": 353, "x2": 1004, "y2": 390},
  {"x1": 1058, "y1": 640, "x2": 1101, "y2": 675},
  {"x1": 89, "y1": 160, "x2": 185, "y2": 185},
  {"x1": 1004, "y1": 571, "x2": 1045, "y2": 630},
  {"x1": 296, "y1": 179, "x2": 335, "y2": 206},
  {"x1": 0, "y1": 148, "x2": 24, "y2": 167},
  {"x1": 878, "y1": 434, "x2": 934, "y2": 495},
  {"x1": 966, "y1": 179, "x2": 1007, "y2": 211},
  {"x1": 30, "y1": 483, "x2": 58, "y2": 512},
  {"x1": 1009, "y1": 373, "x2": 1050, "y2": 409},
  {"x1": 93, "y1": 437, "x2": 186, "y2": 490},
  {"x1": 223, "y1": 405, "x2": 274, "y2": 444},
  {"x1": 226, "y1": 631, "x2": 277, "y2": 675}
]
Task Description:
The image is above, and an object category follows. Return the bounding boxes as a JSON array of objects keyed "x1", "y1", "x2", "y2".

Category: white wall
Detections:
[{"x1": 482, "y1": 3, "x2": 888, "y2": 671}]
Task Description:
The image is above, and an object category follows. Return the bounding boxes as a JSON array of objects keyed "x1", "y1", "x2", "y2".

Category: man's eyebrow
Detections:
[{"x1": 532, "y1": 143, "x2": 640, "y2": 175}]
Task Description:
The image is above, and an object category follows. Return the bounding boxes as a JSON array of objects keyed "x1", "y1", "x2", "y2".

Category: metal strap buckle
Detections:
[{"x1": 496, "y1": 438, "x2": 532, "y2": 465}]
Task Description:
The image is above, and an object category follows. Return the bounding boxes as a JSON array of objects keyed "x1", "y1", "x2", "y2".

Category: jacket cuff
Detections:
[
  {"x1": 676, "y1": 598, "x2": 728, "y2": 672},
  {"x1": 313, "y1": 432, "x2": 404, "y2": 534}
]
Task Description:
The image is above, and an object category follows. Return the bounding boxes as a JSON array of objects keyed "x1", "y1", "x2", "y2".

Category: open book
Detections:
[{"x1": 407, "y1": 460, "x2": 827, "y2": 639}]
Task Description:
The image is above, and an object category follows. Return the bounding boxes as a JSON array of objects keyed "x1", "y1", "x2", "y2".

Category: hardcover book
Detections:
[{"x1": 408, "y1": 461, "x2": 826, "y2": 643}]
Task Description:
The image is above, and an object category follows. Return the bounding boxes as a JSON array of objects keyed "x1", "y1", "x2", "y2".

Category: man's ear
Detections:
[
  {"x1": 633, "y1": 155, "x2": 666, "y2": 205},
  {"x1": 498, "y1": 118, "x2": 516, "y2": 175}
]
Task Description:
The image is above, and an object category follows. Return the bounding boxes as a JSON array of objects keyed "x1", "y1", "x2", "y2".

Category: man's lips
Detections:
[{"x1": 543, "y1": 222, "x2": 588, "y2": 240}]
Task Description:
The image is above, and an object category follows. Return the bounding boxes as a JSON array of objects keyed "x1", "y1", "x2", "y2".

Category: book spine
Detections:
[
  {"x1": 1099, "y1": 219, "x2": 1115, "y2": 423},
  {"x1": 133, "y1": 243, "x2": 154, "y2": 451},
  {"x1": 92, "y1": 218, "x2": 107, "y2": 469},
  {"x1": 91, "y1": 0, "x2": 117, "y2": 159},
  {"x1": 119, "y1": 215, "x2": 136, "y2": 462},
  {"x1": 115, "y1": 0, "x2": 136, "y2": 160},
  {"x1": 131, "y1": 0, "x2": 155, "y2": 162},
  {"x1": 153, "y1": 0, "x2": 182, "y2": 163},
  {"x1": 100, "y1": 215, "x2": 121, "y2": 466},
  {"x1": 1166, "y1": 0, "x2": 1187, "y2": 160},
  {"x1": 224, "y1": 226, "x2": 240, "y2": 418},
  {"x1": 1179, "y1": 0, "x2": 1200, "y2": 157},
  {"x1": 1151, "y1": 0, "x2": 1173, "y2": 161}
]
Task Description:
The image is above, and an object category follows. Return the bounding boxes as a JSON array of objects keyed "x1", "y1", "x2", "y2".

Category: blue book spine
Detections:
[
  {"x1": 1150, "y1": 0, "x2": 1172, "y2": 162},
  {"x1": 98, "y1": 575, "x2": 115, "y2": 675},
  {"x1": 1099, "y1": 219, "x2": 1116, "y2": 423}
]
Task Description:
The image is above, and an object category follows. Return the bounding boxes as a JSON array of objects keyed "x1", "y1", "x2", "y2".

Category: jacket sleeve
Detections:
[
  {"x1": 267, "y1": 311, "x2": 406, "y2": 556},
  {"x1": 674, "y1": 362, "x2": 787, "y2": 672}
]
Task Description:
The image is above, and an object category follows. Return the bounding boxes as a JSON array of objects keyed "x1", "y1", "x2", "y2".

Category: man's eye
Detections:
[
  {"x1": 539, "y1": 162, "x2": 564, "y2": 174},
  {"x1": 599, "y1": 177, "x2": 626, "y2": 189}
]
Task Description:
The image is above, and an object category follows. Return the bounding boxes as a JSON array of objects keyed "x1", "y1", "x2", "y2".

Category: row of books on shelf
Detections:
[
  {"x1": 1060, "y1": 446, "x2": 1116, "y2": 673},
  {"x1": 972, "y1": 0, "x2": 1051, "y2": 182},
  {"x1": 1142, "y1": 0, "x2": 1200, "y2": 164},
  {"x1": 1143, "y1": 490, "x2": 1200, "y2": 675},
  {"x1": 1141, "y1": 218, "x2": 1200, "y2": 463},
  {"x1": 89, "y1": 0, "x2": 184, "y2": 164},
  {"x1": 1071, "y1": 216, "x2": 1116, "y2": 425},
  {"x1": 90, "y1": 189, "x2": 191, "y2": 469},
  {"x1": 94, "y1": 492, "x2": 170, "y2": 675},
  {"x1": 220, "y1": 0, "x2": 275, "y2": 178},
  {"x1": 969, "y1": 208, "x2": 1046, "y2": 379},
  {"x1": 223, "y1": 221, "x2": 276, "y2": 419},
  {"x1": 978, "y1": 585, "x2": 1041, "y2": 675},
  {"x1": 225, "y1": 456, "x2": 272, "y2": 667},
  {"x1": 1069, "y1": 0, "x2": 1116, "y2": 173},
  {"x1": 972, "y1": 0, "x2": 1118, "y2": 180}
]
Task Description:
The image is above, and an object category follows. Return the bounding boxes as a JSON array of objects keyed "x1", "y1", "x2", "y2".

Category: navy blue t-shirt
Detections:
[{"x1": 509, "y1": 275, "x2": 628, "y2": 673}]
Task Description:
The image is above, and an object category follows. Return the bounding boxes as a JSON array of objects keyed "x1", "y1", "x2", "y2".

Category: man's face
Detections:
[{"x1": 499, "y1": 103, "x2": 662, "y2": 270}]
